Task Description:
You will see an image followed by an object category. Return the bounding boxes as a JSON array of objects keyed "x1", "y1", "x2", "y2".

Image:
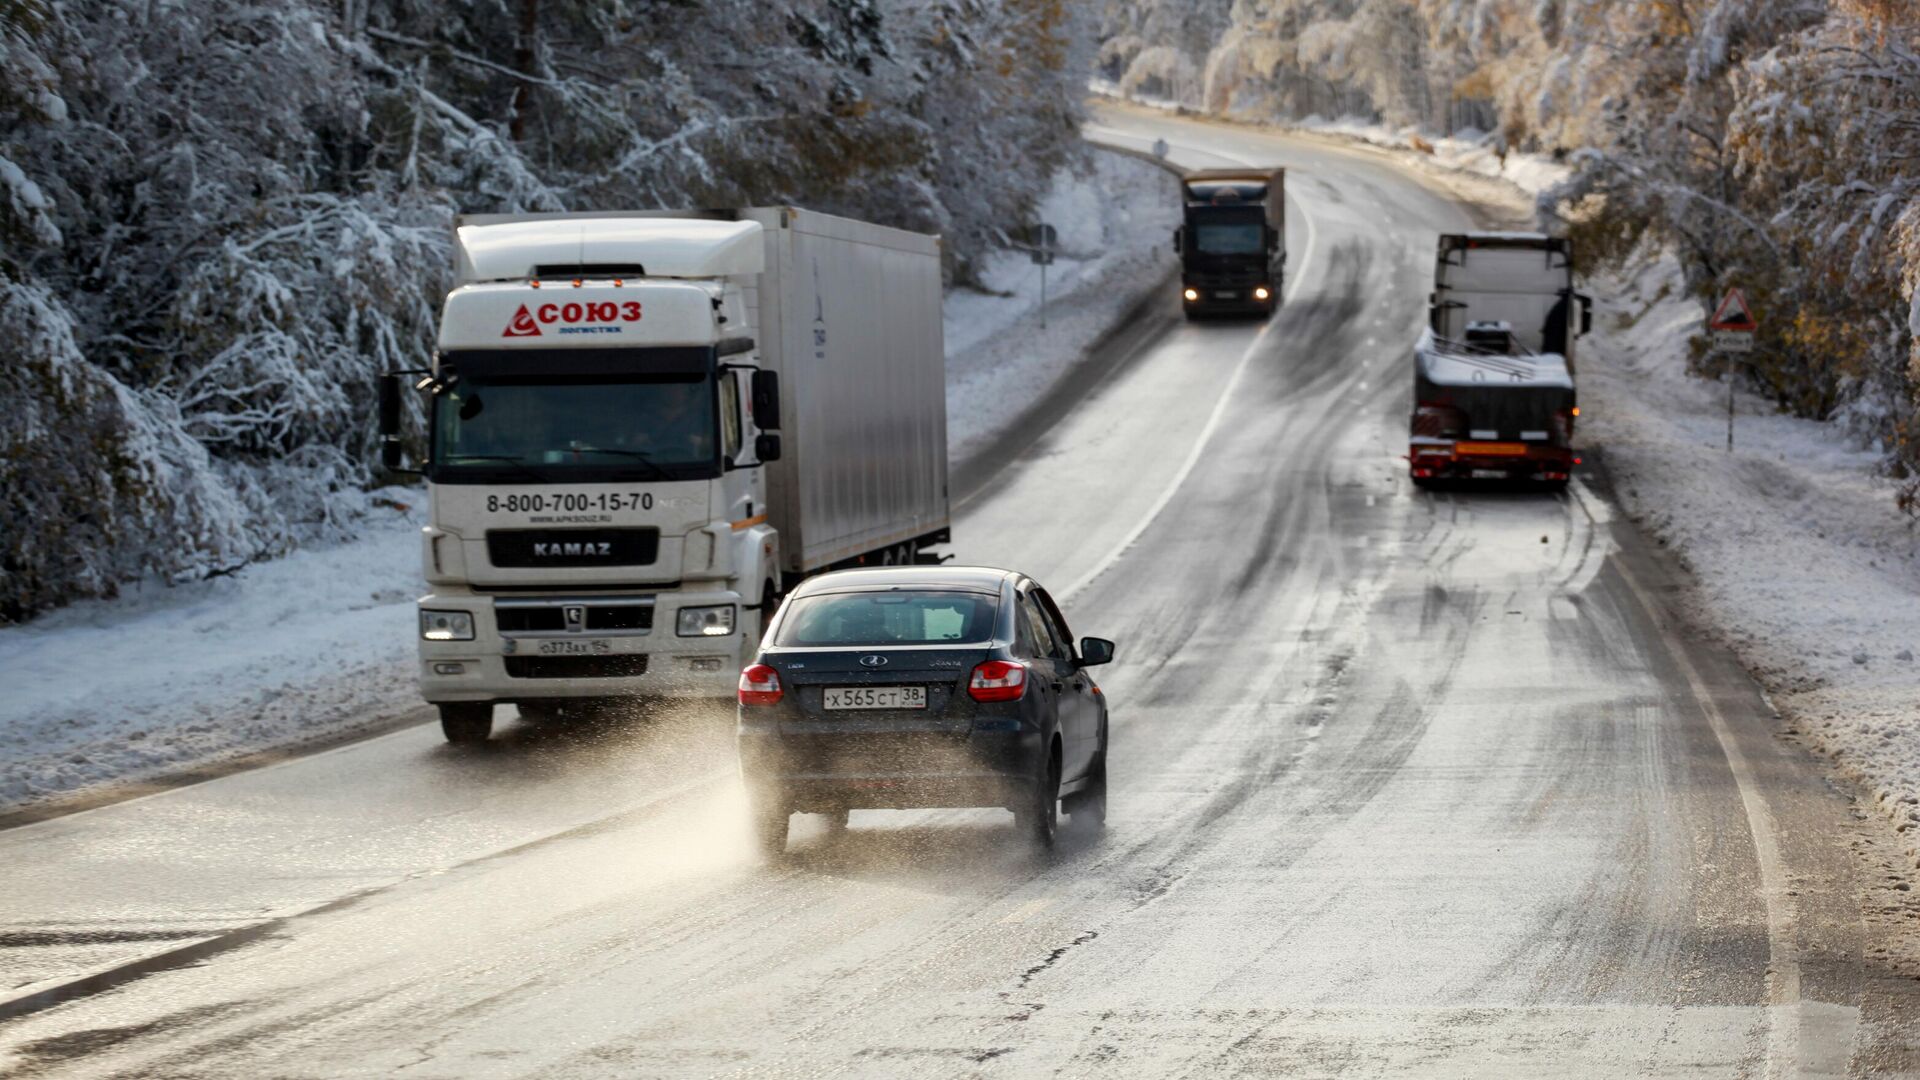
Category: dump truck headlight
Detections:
[{"x1": 1183, "y1": 288, "x2": 1199, "y2": 302}]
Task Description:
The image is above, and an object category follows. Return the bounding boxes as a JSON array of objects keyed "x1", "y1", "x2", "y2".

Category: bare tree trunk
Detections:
[{"x1": 510, "y1": 0, "x2": 538, "y2": 141}]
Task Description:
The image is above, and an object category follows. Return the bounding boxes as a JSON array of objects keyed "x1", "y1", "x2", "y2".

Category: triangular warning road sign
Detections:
[{"x1": 1709, "y1": 288, "x2": 1757, "y2": 332}]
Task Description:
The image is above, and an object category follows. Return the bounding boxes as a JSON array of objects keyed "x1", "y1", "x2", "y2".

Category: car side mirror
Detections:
[
  {"x1": 1076, "y1": 637, "x2": 1114, "y2": 668},
  {"x1": 755, "y1": 432, "x2": 782, "y2": 463},
  {"x1": 751, "y1": 369, "x2": 781, "y2": 431}
]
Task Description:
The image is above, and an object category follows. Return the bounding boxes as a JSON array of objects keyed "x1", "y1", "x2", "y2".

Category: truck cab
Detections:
[
  {"x1": 1173, "y1": 169, "x2": 1286, "y2": 318},
  {"x1": 382, "y1": 216, "x2": 785, "y2": 742}
]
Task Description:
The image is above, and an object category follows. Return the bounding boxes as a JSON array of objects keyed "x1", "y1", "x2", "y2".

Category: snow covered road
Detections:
[{"x1": 2, "y1": 103, "x2": 1913, "y2": 1077}]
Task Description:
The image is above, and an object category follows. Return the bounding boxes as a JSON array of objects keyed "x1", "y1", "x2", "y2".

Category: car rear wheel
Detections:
[
  {"x1": 749, "y1": 787, "x2": 791, "y2": 860},
  {"x1": 439, "y1": 703, "x2": 492, "y2": 744},
  {"x1": 1065, "y1": 752, "x2": 1107, "y2": 830},
  {"x1": 1015, "y1": 746, "x2": 1062, "y2": 851}
]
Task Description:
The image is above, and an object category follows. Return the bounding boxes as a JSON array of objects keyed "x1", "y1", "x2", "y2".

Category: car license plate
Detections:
[
  {"x1": 1217, "y1": 290, "x2": 1239, "y2": 300},
  {"x1": 825, "y1": 686, "x2": 927, "y2": 710}
]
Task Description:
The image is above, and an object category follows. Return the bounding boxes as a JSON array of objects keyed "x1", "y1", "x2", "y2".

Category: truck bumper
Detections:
[
  {"x1": 1409, "y1": 440, "x2": 1576, "y2": 482},
  {"x1": 417, "y1": 588, "x2": 749, "y2": 704},
  {"x1": 1182, "y1": 281, "x2": 1275, "y2": 316}
]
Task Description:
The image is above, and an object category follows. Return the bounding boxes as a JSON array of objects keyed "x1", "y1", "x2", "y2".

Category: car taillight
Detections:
[
  {"x1": 738, "y1": 663, "x2": 783, "y2": 706},
  {"x1": 968, "y1": 660, "x2": 1028, "y2": 703}
]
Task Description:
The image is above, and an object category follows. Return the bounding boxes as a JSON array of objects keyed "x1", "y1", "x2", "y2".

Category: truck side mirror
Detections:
[
  {"x1": 1172, "y1": 227, "x2": 1182, "y2": 254},
  {"x1": 755, "y1": 433, "x2": 782, "y2": 463},
  {"x1": 1578, "y1": 294, "x2": 1594, "y2": 337},
  {"x1": 377, "y1": 373, "x2": 416, "y2": 474},
  {"x1": 378, "y1": 373, "x2": 403, "y2": 438},
  {"x1": 751, "y1": 370, "x2": 781, "y2": 431}
]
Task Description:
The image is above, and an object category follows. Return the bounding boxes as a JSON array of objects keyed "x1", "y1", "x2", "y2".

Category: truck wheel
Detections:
[
  {"x1": 439, "y1": 703, "x2": 493, "y2": 745},
  {"x1": 1065, "y1": 753, "x2": 1107, "y2": 831},
  {"x1": 1014, "y1": 746, "x2": 1062, "y2": 851},
  {"x1": 749, "y1": 787, "x2": 791, "y2": 860}
]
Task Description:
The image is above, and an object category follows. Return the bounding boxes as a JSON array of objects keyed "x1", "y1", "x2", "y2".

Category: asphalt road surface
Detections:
[{"x1": 2, "y1": 103, "x2": 1910, "y2": 1078}]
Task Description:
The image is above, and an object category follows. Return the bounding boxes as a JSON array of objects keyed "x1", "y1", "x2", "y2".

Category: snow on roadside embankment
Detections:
[
  {"x1": 1581, "y1": 251, "x2": 1920, "y2": 840},
  {"x1": 945, "y1": 150, "x2": 1178, "y2": 463},
  {"x1": 0, "y1": 148, "x2": 1177, "y2": 815}
]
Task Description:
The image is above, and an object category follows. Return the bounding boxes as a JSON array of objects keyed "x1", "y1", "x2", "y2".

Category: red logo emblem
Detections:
[{"x1": 502, "y1": 304, "x2": 542, "y2": 337}]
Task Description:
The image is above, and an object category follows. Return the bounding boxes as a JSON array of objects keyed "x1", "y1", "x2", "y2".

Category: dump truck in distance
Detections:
[
  {"x1": 378, "y1": 209, "x2": 950, "y2": 743},
  {"x1": 1172, "y1": 168, "x2": 1285, "y2": 318},
  {"x1": 1409, "y1": 233, "x2": 1592, "y2": 487}
]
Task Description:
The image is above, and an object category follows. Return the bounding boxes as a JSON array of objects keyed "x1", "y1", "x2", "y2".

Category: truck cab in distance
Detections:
[
  {"x1": 1173, "y1": 169, "x2": 1285, "y2": 318},
  {"x1": 381, "y1": 209, "x2": 950, "y2": 743}
]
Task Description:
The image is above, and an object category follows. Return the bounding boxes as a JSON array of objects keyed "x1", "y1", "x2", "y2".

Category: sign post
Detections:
[
  {"x1": 1025, "y1": 223, "x2": 1058, "y2": 329},
  {"x1": 1708, "y1": 287, "x2": 1758, "y2": 452}
]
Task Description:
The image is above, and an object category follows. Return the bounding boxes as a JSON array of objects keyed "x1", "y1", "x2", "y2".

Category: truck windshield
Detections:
[
  {"x1": 431, "y1": 374, "x2": 719, "y2": 483},
  {"x1": 1195, "y1": 222, "x2": 1265, "y2": 255}
]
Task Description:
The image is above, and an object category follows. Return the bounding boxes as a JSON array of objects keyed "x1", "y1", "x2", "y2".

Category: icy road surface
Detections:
[{"x1": 2, "y1": 103, "x2": 1912, "y2": 1077}]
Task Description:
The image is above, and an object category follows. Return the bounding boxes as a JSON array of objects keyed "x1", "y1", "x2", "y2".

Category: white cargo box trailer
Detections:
[{"x1": 741, "y1": 208, "x2": 949, "y2": 575}]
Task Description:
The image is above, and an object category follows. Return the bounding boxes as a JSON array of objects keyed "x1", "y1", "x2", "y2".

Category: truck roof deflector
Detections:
[{"x1": 456, "y1": 218, "x2": 766, "y2": 284}]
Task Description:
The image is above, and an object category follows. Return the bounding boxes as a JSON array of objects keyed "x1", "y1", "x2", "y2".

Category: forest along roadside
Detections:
[{"x1": 0, "y1": 148, "x2": 1179, "y2": 823}]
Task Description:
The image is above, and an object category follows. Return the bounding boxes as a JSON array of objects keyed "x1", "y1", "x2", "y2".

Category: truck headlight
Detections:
[
  {"x1": 420, "y1": 610, "x2": 475, "y2": 641},
  {"x1": 677, "y1": 605, "x2": 736, "y2": 637}
]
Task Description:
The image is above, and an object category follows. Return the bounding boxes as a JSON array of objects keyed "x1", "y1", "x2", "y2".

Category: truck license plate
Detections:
[
  {"x1": 534, "y1": 638, "x2": 612, "y2": 656},
  {"x1": 825, "y1": 686, "x2": 927, "y2": 710},
  {"x1": 1216, "y1": 290, "x2": 1239, "y2": 300}
]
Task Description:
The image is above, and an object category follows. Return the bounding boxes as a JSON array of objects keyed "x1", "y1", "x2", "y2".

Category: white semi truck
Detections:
[{"x1": 378, "y1": 209, "x2": 950, "y2": 743}]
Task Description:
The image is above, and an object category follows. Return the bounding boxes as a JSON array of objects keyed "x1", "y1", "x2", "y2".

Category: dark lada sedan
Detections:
[{"x1": 736, "y1": 566, "x2": 1114, "y2": 856}]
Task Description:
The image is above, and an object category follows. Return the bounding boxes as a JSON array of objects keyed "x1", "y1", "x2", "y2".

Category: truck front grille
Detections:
[
  {"x1": 497, "y1": 605, "x2": 655, "y2": 633},
  {"x1": 504, "y1": 655, "x2": 650, "y2": 679},
  {"x1": 487, "y1": 528, "x2": 659, "y2": 568}
]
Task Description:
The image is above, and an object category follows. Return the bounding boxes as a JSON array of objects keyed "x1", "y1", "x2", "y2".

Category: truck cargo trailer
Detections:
[{"x1": 378, "y1": 208, "x2": 950, "y2": 742}]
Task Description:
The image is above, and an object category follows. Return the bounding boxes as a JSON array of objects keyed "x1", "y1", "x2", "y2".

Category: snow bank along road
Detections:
[{"x1": 3, "y1": 102, "x2": 1916, "y2": 1077}]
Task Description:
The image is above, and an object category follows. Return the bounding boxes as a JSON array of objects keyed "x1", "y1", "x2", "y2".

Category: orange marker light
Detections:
[
  {"x1": 1571, "y1": 407, "x2": 1581, "y2": 417},
  {"x1": 530, "y1": 279, "x2": 541, "y2": 289}
]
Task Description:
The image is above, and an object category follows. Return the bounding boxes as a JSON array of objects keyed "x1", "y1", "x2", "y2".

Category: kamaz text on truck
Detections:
[
  {"x1": 1409, "y1": 232, "x2": 1592, "y2": 488},
  {"x1": 1172, "y1": 168, "x2": 1286, "y2": 318},
  {"x1": 378, "y1": 210, "x2": 950, "y2": 743}
]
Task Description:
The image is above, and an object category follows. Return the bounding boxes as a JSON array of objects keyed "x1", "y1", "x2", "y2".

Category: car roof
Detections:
[{"x1": 791, "y1": 565, "x2": 1020, "y2": 596}]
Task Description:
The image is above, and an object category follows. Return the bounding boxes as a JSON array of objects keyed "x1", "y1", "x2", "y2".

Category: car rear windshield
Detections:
[{"x1": 775, "y1": 591, "x2": 999, "y2": 647}]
